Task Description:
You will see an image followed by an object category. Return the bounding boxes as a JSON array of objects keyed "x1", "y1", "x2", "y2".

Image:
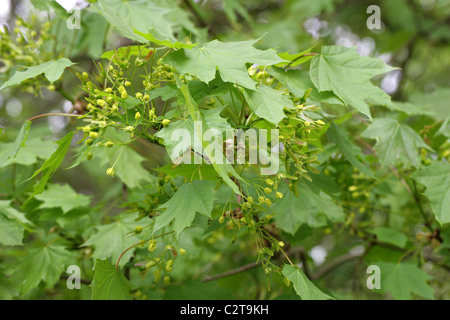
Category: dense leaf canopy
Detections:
[{"x1": 0, "y1": 0, "x2": 449, "y2": 301}]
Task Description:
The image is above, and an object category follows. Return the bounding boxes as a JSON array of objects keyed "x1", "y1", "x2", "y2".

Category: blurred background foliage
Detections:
[{"x1": 0, "y1": 0, "x2": 449, "y2": 300}]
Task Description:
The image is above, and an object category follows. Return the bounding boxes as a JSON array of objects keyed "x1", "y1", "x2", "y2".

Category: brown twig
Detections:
[{"x1": 202, "y1": 261, "x2": 261, "y2": 282}]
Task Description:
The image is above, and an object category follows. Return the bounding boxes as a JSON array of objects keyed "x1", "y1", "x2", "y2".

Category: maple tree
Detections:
[{"x1": 0, "y1": 0, "x2": 449, "y2": 300}]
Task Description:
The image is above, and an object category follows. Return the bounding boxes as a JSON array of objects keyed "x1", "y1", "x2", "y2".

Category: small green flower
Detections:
[
  {"x1": 134, "y1": 226, "x2": 143, "y2": 234},
  {"x1": 89, "y1": 131, "x2": 98, "y2": 139},
  {"x1": 135, "y1": 112, "x2": 141, "y2": 120},
  {"x1": 96, "y1": 99, "x2": 106, "y2": 107}
]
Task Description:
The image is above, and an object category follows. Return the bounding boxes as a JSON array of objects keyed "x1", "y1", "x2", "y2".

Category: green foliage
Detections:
[
  {"x1": 83, "y1": 214, "x2": 143, "y2": 268},
  {"x1": 155, "y1": 180, "x2": 217, "y2": 236},
  {"x1": 362, "y1": 119, "x2": 431, "y2": 168},
  {"x1": 327, "y1": 122, "x2": 373, "y2": 177},
  {"x1": 243, "y1": 84, "x2": 293, "y2": 125},
  {"x1": 34, "y1": 184, "x2": 90, "y2": 213},
  {"x1": 0, "y1": 0, "x2": 448, "y2": 301},
  {"x1": 268, "y1": 181, "x2": 344, "y2": 235},
  {"x1": 12, "y1": 245, "x2": 71, "y2": 295},
  {"x1": 310, "y1": 46, "x2": 395, "y2": 119},
  {"x1": 0, "y1": 59, "x2": 75, "y2": 90},
  {"x1": 0, "y1": 121, "x2": 31, "y2": 167},
  {"x1": 371, "y1": 227, "x2": 408, "y2": 248},
  {"x1": 0, "y1": 201, "x2": 32, "y2": 246},
  {"x1": 375, "y1": 262, "x2": 434, "y2": 300},
  {"x1": 164, "y1": 39, "x2": 284, "y2": 89},
  {"x1": 30, "y1": 132, "x2": 74, "y2": 195},
  {"x1": 412, "y1": 162, "x2": 450, "y2": 224},
  {"x1": 282, "y1": 265, "x2": 333, "y2": 300},
  {"x1": 91, "y1": 259, "x2": 132, "y2": 300}
]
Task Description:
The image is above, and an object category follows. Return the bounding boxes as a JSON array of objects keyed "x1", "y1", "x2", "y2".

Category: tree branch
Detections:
[{"x1": 202, "y1": 261, "x2": 261, "y2": 282}]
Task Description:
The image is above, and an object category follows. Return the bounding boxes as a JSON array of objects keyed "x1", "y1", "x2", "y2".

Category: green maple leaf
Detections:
[
  {"x1": 155, "y1": 106, "x2": 231, "y2": 163},
  {"x1": 156, "y1": 117, "x2": 195, "y2": 163},
  {"x1": 100, "y1": 45, "x2": 155, "y2": 61},
  {"x1": 146, "y1": 84, "x2": 178, "y2": 102},
  {"x1": 91, "y1": 259, "x2": 132, "y2": 300},
  {"x1": 275, "y1": 47, "x2": 315, "y2": 68},
  {"x1": 0, "y1": 272, "x2": 16, "y2": 299},
  {"x1": 390, "y1": 87, "x2": 450, "y2": 119},
  {"x1": 133, "y1": 28, "x2": 197, "y2": 49},
  {"x1": 0, "y1": 137, "x2": 56, "y2": 167},
  {"x1": 243, "y1": 84, "x2": 292, "y2": 125},
  {"x1": 376, "y1": 262, "x2": 434, "y2": 300},
  {"x1": 362, "y1": 118, "x2": 431, "y2": 168},
  {"x1": 412, "y1": 162, "x2": 450, "y2": 225},
  {"x1": 371, "y1": 227, "x2": 408, "y2": 248},
  {"x1": 83, "y1": 214, "x2": 143, "y2": 268},
  {"x1": 95, "y1": 128, "x2": 155, "y2": 189},
  {"x1": 92, "y1": 0, "x2": 178, "y2": 43},
  {"x1": 164, "y1": 39, "x2": 285, "y2": 89},
  {"x1": 30, "y1": 131, "x2": 74, "y2": 195},
  {"x1": 310, "y1": 45, "x2": 396, "y2": 119},
  {"x1": 0, "y1": 215, "x2": 24, "y2": 246},
  {"x1": 0, "y1": 121, "x2": 31, "y2": 167},
  {"x1": 154, "y1": 180, "x2": 217, "y2": 236},
  {"x1": 268, "y1": 181, "x2": 344, "y2": 235},
  {"x1": 159, "y1": 85, "x2": 243, "y2": 195},
  {"x1": 0, "y1": 201, "x2": 33, "y2": 246},
  {"x1": 0, "y1": 59, "x2": 75, "y2": 90},
  {"x1": 327, "y1": 122, "x2": 373, "y2": 177},
  {"x1": 282, "y1": 265, "x2": 333, "y2": 300},
  {"x1": 13, "y1": 245, "x2": 71, "y2": 294},
  {"x1": 34, "y1": 183, "x2": 90, "y2": 213},
  {"x1": 269, "y1": 67, "x2": 343, "y2": 106},
  {"x1": 105, "y1": 145, "x2": 154, "y2": 189}
]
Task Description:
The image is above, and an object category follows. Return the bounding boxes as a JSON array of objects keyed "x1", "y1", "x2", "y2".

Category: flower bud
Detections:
[
  {"x1": 89, "y1": 131, "x2": 98, "y2": 139},
  {"x1": 148, "y1": 240, "x2": 157, "y2": 252},
  {"x1": 96, "y1": 99, "x2": 106, "y2": 107}
]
